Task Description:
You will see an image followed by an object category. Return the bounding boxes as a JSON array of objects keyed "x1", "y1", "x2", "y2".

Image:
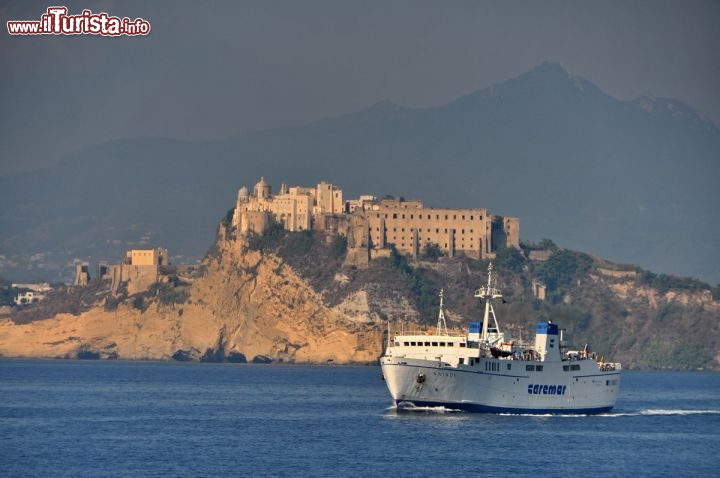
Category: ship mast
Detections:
[
  {"x1": 436, "y1": 289, "x2": 449, "y2": 336},
  {"x1": 474, "y1": 263, "x2": 503, "y2": 343}
]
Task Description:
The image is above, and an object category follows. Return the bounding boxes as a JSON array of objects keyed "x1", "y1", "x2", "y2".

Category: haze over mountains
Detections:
[{"x1": 1, "y1": 63, "x2": 718, "y2": 284}]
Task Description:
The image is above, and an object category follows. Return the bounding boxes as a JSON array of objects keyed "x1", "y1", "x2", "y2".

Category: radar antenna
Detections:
[
  {"x1": 436, "y1": 289, "x2": 449, "y2": 336},
  {"x1": 474, "y1": 263, "x2": 503, "y2": 344}
]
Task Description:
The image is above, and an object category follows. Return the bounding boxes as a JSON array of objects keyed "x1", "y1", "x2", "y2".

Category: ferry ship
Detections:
[{"x1": 380, "y1": 264, "x2": 621, "y2": 414}]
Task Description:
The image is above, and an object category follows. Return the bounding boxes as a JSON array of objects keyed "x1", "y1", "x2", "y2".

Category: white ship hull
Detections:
[
  {"x1": 380, "y1": 265, "x2": 622, "y2": 414},
  {"x1": 381, "y1": 356, "x2": 620, "y2": 414}
]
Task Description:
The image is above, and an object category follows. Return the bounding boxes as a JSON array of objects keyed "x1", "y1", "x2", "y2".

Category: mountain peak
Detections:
[
  {"x1": 632, "y1": 94, "x2": 716, "y2": 129},
  {"x1": 532, "y1": 61, "x2": 572, "y2": 77}
]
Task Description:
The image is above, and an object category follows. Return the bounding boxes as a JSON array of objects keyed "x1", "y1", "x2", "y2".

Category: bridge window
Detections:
[
  {"x1": 526, "y1": 365, "x2": 535, "y2": 371},
  {"x1": 403, "y1": 342, "x2": 409, "y2": 346},
  {"x1": 536, "y1": 365, "x2": 544, "y2": 372},
  {"x1": 432, "y1": 342, "x2": 438, "y2": 347}
]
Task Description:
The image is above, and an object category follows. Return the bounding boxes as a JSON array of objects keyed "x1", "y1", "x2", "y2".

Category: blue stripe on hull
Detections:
[{"x1": 396, "y1": 400, "x2": 613, "y2": 415}]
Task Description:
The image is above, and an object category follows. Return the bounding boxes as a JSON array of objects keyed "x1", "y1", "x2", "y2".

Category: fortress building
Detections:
[
  {"x1": 104, "y1": 247, "x2": 170, "y2": 295},
  {"x1": 362, "y1": 198, "x2": 518, "y2": 259},
  {"x1": 231, "y1": 177, "x2": 519, "y2": 262},
  {"x1": 233, "y1": 178, "x2": 343, "y2": 234}
]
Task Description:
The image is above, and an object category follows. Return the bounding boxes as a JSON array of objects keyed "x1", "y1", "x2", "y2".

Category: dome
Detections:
[
  {"x1": 238, "y1": 186, "x2": 249, "y2": 198},
  {"x1": 253, "y1": 176, "x2": 271, "y2": 198}
]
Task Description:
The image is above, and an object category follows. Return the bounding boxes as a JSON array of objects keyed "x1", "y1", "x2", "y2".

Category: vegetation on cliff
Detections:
[
  {"x1": 215, "y1": 224, "x2": 720, "y2": 370},
  {"x1": 3, "y1": 220, "x2": 719, "y2": 369}
]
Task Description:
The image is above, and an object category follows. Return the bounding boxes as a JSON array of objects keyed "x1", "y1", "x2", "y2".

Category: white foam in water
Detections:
[
  {"x1": 393, "y1": 402, "x2": 460, "y2": 413},
  {"x1": 605, "y1": 409, "x2": 720, "y2": 417},
  {"x1": 640, "y1": 409, "x2": 720, "y2": 416}
]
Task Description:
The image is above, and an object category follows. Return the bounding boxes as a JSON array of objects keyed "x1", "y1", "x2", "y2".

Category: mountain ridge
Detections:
[{"x1": 1, "y1": 63, "x2": 718, "y2": 284}]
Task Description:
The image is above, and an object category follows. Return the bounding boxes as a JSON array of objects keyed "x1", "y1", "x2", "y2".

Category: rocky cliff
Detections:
[
  {"x1": 0, "y1": 231, "x2": 385, "y2": 363},
  {"x1": 1, "y1": 229, "x2": 718, "y2": 370}
]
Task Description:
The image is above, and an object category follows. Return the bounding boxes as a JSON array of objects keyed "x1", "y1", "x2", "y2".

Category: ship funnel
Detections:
[{"x1": 534, "y1": 322, "x2": 561, "y2": 362}]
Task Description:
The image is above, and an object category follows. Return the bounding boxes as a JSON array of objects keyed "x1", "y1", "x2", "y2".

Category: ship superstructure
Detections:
[{"x1": 380, "y1": 264, "x2": 621, "y2": 414}]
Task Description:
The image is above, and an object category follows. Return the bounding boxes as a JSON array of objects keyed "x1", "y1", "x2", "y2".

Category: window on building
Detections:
[
  {"x1": 526, "y1": 365, "x2": 535, "y2": 371},
  {"x1": 393, "y1": 213, "x2": 397, "y2": 219}
]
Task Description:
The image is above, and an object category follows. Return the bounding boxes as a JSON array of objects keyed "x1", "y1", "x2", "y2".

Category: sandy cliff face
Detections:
[{"x1": 0, "y1": 237, "x2": 384, "y2": 363}]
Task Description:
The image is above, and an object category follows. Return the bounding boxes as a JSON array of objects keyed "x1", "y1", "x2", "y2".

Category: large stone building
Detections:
[
  {"x1": 106, "y1": 247, "x2": 170, "y2": 295},
  {"x1": 362, "y1": 198, "x2": 519, "y2": 259},
  {"x1": 232, "y1": 177, "x2": 343, "y2": 234},
  {"x1": 126, "y1": 248, "x2": 169, "y2": 266},
  {"x1": 231, "y1": 177, "x2": 519, "y2": 261}
]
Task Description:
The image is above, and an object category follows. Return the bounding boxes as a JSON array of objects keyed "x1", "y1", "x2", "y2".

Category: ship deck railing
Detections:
[{"x1": 599, "y1": 362, "x2": 622, "y2": 372}]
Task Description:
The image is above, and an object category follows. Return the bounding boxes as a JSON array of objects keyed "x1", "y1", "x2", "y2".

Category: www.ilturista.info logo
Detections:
[{"x1": 7, "y1": 7, "x2": 150, "y2": 36}]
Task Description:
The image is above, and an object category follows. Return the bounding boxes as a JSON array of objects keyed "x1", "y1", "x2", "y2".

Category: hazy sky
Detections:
[{"x1": 1, "y1": 0, "x2": 718, "y2": 175}]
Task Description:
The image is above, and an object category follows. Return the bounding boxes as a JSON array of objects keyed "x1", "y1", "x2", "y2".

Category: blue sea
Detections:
[{"x1": 1, "y1": 360, "x2": 719, "y2": 477}]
